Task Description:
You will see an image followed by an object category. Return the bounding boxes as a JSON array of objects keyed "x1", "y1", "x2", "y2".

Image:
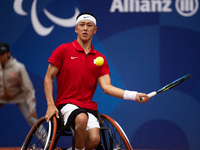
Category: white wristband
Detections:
[{"x1": 123, "y1": 90, "x2": 138, "y2": 101}]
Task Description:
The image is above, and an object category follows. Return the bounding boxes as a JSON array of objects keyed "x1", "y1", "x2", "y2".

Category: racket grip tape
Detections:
[{"x1": 140, "y1": 91, "x2": 157, "y2": 102}]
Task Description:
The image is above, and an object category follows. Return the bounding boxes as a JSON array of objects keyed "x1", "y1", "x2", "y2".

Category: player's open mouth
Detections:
[{"x1": 83, "y1": 33, "x2": 88, "y2": 36}]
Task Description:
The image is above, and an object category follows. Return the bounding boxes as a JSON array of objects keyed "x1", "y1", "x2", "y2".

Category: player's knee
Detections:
[{"x1": 75, "y1": 113, "x2": 88, "y2": 131}]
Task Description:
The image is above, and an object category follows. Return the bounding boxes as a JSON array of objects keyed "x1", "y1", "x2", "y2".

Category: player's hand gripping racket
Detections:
[{"x1": 140, "y1": 74, "x2": 191, "y2": 102}]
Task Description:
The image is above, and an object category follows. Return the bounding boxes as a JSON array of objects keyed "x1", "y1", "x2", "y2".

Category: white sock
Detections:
[
  {"x1": 67, "y1": 146, "x2": 85, "y2": 150},
  {"x1": 75, "y1": 147, "x2": 85, "y2": 150}
]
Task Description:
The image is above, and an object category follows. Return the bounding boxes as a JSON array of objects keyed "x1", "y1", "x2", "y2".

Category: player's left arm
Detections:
[
  {"x1": 98, "y1": 74, "x2": 149, "y2": 103},
  {"x1": 98, "y1": 74, "x2": 124, "y2": 98}
]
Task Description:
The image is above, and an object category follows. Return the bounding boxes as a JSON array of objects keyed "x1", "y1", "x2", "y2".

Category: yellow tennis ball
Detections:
[{"x1": 95, "y1": 56, "x2": 104, "y2": 66}]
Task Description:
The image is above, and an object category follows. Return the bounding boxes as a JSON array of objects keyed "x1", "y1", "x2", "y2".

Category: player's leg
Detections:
[
  {"x1": 100, "y1": 114, "x2": 133, "y2": 150},
  {"x1": 60, "y1": 104, "x2": 89, "y2": 150},
  {"x1": 85, "y1": 127, "x2": 100, "y2": 150},
  {"x1": 84, "y1": 113, "x2": 101, "y2": 150},
  {"x1": 60, "y1": 104, "x2": 101, "y2": 150},
  {"x1": 74, "y1": 113, "x2": 88, "y2": 149}
]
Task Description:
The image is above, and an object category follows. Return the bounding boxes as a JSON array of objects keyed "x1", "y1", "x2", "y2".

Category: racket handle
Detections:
[
  {"x1": 140, "y1": 91, "x2": 157, "y2": 102},
  {"x1": 148, "y1": 91, "x2": 157, "y2": 98}
]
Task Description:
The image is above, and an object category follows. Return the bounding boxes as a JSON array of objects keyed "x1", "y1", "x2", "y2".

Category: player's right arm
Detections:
[
  {"x1": 98, "y1": 74, "x2": 149, "y2": 103},
  {"x1": 44, "y1": 63, "x2": 60, "y2": 122}
]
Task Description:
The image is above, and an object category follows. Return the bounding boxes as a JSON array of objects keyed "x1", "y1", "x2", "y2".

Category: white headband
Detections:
[{"x1": 76, "y1": 14, "x2": 96, "y2": 26}]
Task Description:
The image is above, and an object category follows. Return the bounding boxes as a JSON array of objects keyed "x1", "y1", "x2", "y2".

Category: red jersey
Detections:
[{"x1": 48, "y1": 40, "x2": 110, "y2": 110}]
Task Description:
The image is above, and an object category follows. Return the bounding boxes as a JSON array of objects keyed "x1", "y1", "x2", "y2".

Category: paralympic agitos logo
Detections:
[{"x1": 13, "y1": 0, "x2": 80, "y2": 36}]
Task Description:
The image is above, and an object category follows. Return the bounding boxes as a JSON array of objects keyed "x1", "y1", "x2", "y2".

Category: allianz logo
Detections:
[{"x1": 110, "y1": 0, "x2": 199, "y2": 17}]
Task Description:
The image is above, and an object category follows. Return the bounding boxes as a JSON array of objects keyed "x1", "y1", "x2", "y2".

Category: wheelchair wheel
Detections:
[
  {"x1": 100, "y1": 114, "x2": 133, "y2": 150},
  {"x1": 21, "y1": 116, "x2": 57, "y2": 150}
]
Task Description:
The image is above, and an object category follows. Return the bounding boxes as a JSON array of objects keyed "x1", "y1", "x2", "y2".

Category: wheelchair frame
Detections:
[{"x1": 21, "y1": 113, "x2": 132, "y2": 150}]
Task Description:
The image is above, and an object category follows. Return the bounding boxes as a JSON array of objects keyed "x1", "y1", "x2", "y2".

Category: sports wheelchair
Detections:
[{"x1": 21, "y1": 110, "x2": 132, "y2": 150}]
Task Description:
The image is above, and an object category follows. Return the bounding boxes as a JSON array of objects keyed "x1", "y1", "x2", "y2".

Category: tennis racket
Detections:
[{"x1": 140, "y1": 74, "x2": 191, "y2": 102}]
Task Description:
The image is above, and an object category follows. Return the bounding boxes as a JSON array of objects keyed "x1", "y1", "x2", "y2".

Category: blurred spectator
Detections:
[{"x1": 0, "y1": 42, "x2": 38, "y2": 127}]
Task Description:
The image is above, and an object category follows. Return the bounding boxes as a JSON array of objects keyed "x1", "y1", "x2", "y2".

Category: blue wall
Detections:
[{"x1": 0, "y1": 0, "x2": 200, "y2": 149}]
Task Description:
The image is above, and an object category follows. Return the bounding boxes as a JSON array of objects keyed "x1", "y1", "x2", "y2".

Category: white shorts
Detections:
[{"x1": 60, "y1": 104, "x2": 100, "y2": 131}]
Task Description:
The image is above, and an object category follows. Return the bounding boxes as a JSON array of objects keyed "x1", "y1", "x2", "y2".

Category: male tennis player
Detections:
[{"x1": 44, "y1": 12, "x2": 149, "y2": 150}]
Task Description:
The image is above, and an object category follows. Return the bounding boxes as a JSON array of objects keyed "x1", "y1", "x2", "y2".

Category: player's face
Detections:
[{"x1": 75, "y1": 20, "x2": 97, "y2": 42}]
